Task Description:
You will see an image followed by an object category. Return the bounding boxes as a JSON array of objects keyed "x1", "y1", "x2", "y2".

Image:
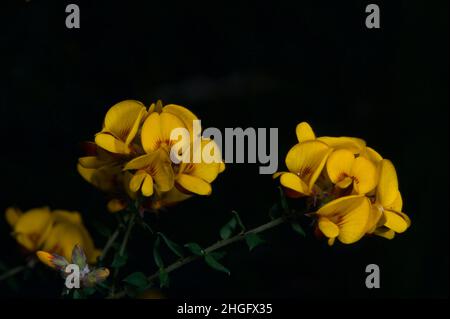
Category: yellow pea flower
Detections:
[
  {"x1": 6, "y1": 207, "x2": 100, "y2": 263},
  {"x1": 275, "y1": 140, "x2": 332, "y2": 197},
  {"x1": 95, "y1": 100, "x2": 147, "y2": 155},
  {"x1": 124, "y1": 103, "x2": 199, "y2": 197},
  {"x1": 326, "y1": 149, "x2": 378, "y2": 194},
  {"x1": 369, "y1": 159, "x2": 411, "y2": 239},
  {"x1": 175, "y1": 139, "x2": 225, "y2": 196},
  {"x1": 6, "y1": 207, "x2": 53, "y2": 252},
  {"x1": 124, "y1": 149, "x2": 175, "y2": 197},
  {"x1": 315, "y1": 195, "x2": 371, "y2": 245}
]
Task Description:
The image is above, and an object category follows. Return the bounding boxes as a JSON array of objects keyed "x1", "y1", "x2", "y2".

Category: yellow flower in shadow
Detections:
[
  {"x1": 368, "y1": 159, "x2": 411, "y2": 239},
  {"x1": 315, "y1": 195, "x2": 371, "y2": 246},
  {"x1": 95, "y1": 100, "x2": 147, "y2": 155},
  {"x1": 6, "y1": 207, "x2": 100, "y2": 263}
]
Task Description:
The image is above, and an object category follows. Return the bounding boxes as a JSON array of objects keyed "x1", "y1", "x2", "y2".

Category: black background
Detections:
[{"x1": 0, "y1": 0, "x2": 448, "y2": 298}]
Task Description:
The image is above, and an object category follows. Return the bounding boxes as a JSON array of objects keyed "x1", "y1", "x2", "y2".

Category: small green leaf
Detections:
[
  {"x1": 232, "y1": 210, "x2": 245, "y2": 232},
  {"x1": 245, "y1": 233, "x2": 266, "y2": 251},
  {"x1": 159, "y1": 268, "x2": 169, "y2": 288},
  {"x1": 184, "y1": 242, "x2": 204, "y2": 256},
  {"x1": 123, "y1": 272, "x2": 149, "y2": 288},
  {"x1": 141, "y1": 221, "x2": 154, "y2": 234},
  {"x1": 204, "y1": 255, "x2": 230, "y2": 275},
  {"x1": 269, "y1": 203, "x2": 280, "y2": 220},
  {"x1": 111, "y1": 253, "x2": 128, "y2": 268},
  {"x1": 291, "y1": 222, "x2": 306, "y2": 237},
  {"x1": 279, "y1": 187, "x2": 289, "y2": 213},
  {"x1": 153, "y1": 237, "x2": 164, "y2": 268},
  {"x1": 73, "y1": 290, "x2": 83, "y2": 299},
  {"x1": 82, "y1": 287, "x2": 96, "y2": 296},
  {"x1": 209, "y1": 251, "x2": 226, "y2": 260},
  {"x1": 219, "y1": 217, "x2": 237, "y2": 240},
  {"x1": 158, "y1": 232, "x2": 184, "y2": 258}
]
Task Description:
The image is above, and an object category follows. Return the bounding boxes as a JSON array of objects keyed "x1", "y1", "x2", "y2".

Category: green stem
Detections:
[
  {"x1": 109, "y1": 213, "x2": 136, "y2": 297},
  {"x1": 108, "y1": 216, "x2": 286, "y2": 299},
  {"x1": 99, "y1": 227, "x2": 122, "y2": 262},
  {"x1": 0, "y1": 258, "x2": 36, "y2": 282}
]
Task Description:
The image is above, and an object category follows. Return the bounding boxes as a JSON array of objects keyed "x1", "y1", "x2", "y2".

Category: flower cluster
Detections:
[
  {"x1": 5, "y1": 207, "x2": 100, "y2": 262},
  {"x1": 275, "y1": 122, "x2": 411, "y2": 245},
  {"x1": 37, "y1": 245, "x2": 109, "y2": 288},
  {"x1": 77, "y1": 100, "x2": 225, "y2": 212}
]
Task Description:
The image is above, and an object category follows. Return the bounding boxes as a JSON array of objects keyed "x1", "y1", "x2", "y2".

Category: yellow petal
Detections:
[
  {"x1": 129, "y1": 171, "x2": 147, "y2": 193},
  {"x1": 383, "y1": 209, "x2": 410, "y2": 233},
  {"x1": 374, "y1": 228, "x2": 395, "y2": 240},
  {"x1": 318, "y1": 136, "x2": 366, "y2": 154},
  {"x1": 151, "y1": 188, "x2": 192, "y2": 210},
  {"x1": 351, "y1": 156, "x2": 377, "y2": 194},
  {"x1": 13, "y1": 207, "x2": 53, "y2": 251},
  {"x1": 163, "y1": 104, "x2": 199, "y2": 137},
  {"x1": 141, "y1": 112, "x2": 186, "y2": 153},
  {"x1": 316, "y1": 195, "x2": 370, "y2": 244},
  {"x1": 107, "y1": 199, "x2": 126, "y2": 213},
  {"x1": 336, "y1": 177, "x2": 353, "y2": 189},
  {"x1": 177, "y1": 173, "x2": 212, "y2": 195},
  {"x1": 387, "y1": 190, "x2": 403, "y2": 212},
  {"x1": 95, "y1": 133, "x2": 129, "y2": 154},
  {"x1": 53, "y1": 210, "x2": 82, "y2": 225},
  {"x1": 36, "y1": 251, "x2": 57, "y2": 269},
  {"x1": 377, "y1": 159, "x2": 399, "y2": 207},
  {"x1": 326, "y1": 149, "x2": 355, "y2": 184},
  {"x1": 160, "y1": 112, "x2": 186, "y2": 143},
  {"x1": 295, "y1": 122, "x2": 316, "y2": 143},
  {"x1": 364, "y1": 147, "x2": 383, "y2": 163},
  {"x1": 285, "y1": 140, "x2": 331, "y2": 190},
  {"x1": 280, "y1": 172, "x2": 310, "y2": 195},
  {"x1": 5, "y1": 207, "x2": 22, "y2": 227},
  {"x1": 78, "y1": 156, "x2": 108, "y2": 169},
  {"x1": 141, "y1": 174, "x2": 154, "y2": 197},
  {"x1": 141, "y1": 112, "x2": 162, "y2": 153},
  {"x1": 77, "y1": 163, "x2": 119, "y2": 192},
  {"x1": 43, "y1": 221, "x2": 99, "y2": 264},
  {"x1": 102, "y1": 100, "x2": 146, "y2": 143},
  {"x1": 318, "y1": 217, "x2": 339, "y2": 238},
  {"x1": 366, "y1": 206, "x2": 383, "y2": 234},
  {"x1": 124, "y1": 154, "x2": 155, "y2": 171}
]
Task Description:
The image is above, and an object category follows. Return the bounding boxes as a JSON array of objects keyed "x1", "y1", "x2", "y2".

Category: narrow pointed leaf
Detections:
[
  {"x1": 158, "y1": 232, "x2": 184, "y2": 258},
  {"x1": 291, "y1": 222, "x2": 306, "y2": 237},
  {"x1": 123, "y1": 272, "x2": 149, "y2": 288},
  {"x1": 204, "y1": 255, "x2": 230, "y2": 275},
  {"x1": 184, "y1": 242, "x2": 204, "y2": 256},
  {"x1": 245, "y1": 233, "x2": 266, "y2": 251},
  {"x1": 153, "y1": 237, "x2": 164, "y2": 268}
]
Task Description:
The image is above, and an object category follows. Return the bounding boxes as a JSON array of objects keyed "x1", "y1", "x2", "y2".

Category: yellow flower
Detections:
[
  {"x1": 326, "y1": 149, "x2": 378, "y2": 194},
  {"x1": 368, "y1": 159, "x2": 411, "y2": 239},
  {"x1": 95, "y1": 100, "x2": 147, "y2": 155},
  {"x1": 124, "y1": 103, "x2": 200, "y2": 197},
  {"x1": 315, "y1": 195, "x2": 371, "y2": 245},
  {"x1": 174, "y1": 139, "x2": 225, "y2": 195},
  {"x1": 6, "y1": 207, "x2": 100, "y2": 263},
  {"x1": 275, "y1": 140, "x2": 332, "y2": 197}
]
